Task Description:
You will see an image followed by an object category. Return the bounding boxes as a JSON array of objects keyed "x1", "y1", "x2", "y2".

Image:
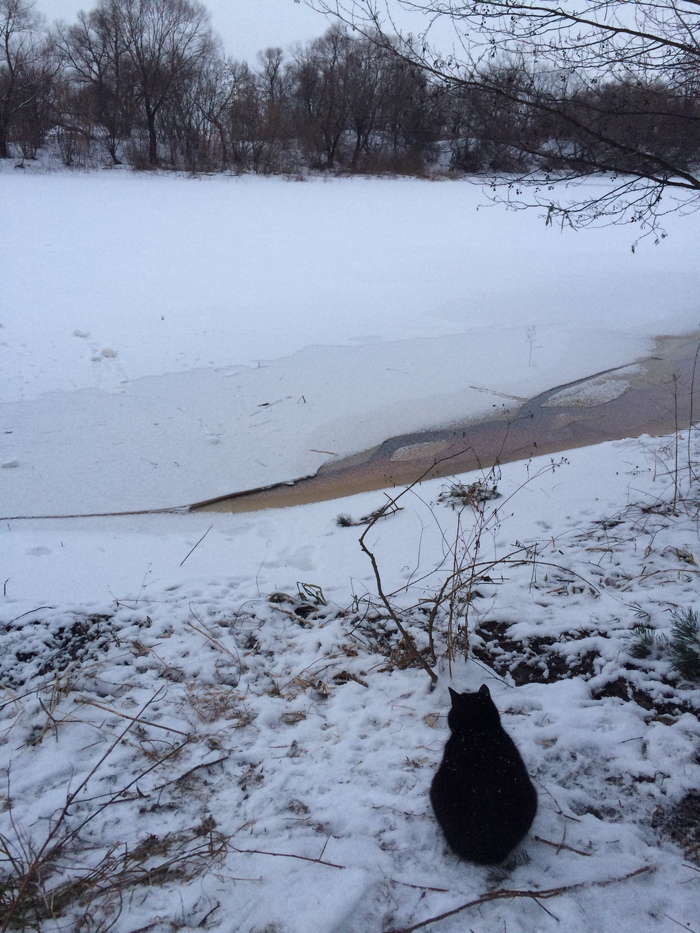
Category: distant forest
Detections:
[{"x1": 2, "y1": 0, "x2": 699, "y2": 178}]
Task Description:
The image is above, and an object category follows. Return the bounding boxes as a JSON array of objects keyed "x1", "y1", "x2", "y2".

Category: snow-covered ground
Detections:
[{"x1": 1, "y1": 168, "x2": 699, "y2": 932}]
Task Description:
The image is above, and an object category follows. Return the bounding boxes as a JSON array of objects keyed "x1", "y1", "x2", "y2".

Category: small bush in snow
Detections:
[{"x1": 669, "y1": 608, "x2": 700, "y2": 681}]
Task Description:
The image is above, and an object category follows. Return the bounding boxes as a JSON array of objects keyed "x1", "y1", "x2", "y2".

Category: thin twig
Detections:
[
  {"x1": 75, "y1": 696, "x2": 192, "y2": 737},
  {"x1": 389, "y1": 879, "x2": 450, "y2": 894},
  {"x1": 180, "y1": 524, "x2": 213, "y2": 566},
  {"x1": 8, "y1": 606, "x2": 55, "y2": 624},
  {"x1": 622, "y1": 567, "x2": 700, "y2": 589},
  {"x1": 1, "y1": 690, "x2": 176, "y2": 933},
  {"x1": 360, "y1": 517, "x2": 438, "y2": 686},
  {"x1": 187, "y1": 607, "x2": 241, "y2": 663},
  {"x1": 232, "y1": 845, "x2": 345, "y2": 869},
  {"x1": 687, "y1": 341, "x2": 700, "y2": 487},
  {"x1": 383, "y1": 866, "x2": 654, "y2": 933},
  {"x1": 533, "y1": 834, "x2": 593, "y2": 856},
  {"x1": 673, "y1": 373, "x2": 680, "y2": 511},
  {"x1": 152, "y1": 754, "x2": 230, "y2": 792}
]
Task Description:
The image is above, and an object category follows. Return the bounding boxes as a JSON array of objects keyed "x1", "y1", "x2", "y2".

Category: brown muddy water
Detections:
[{"x1": 192, "y1": 332, "x2": 700, "y2": 514}]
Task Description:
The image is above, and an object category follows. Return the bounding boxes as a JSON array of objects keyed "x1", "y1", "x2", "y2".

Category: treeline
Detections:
[{"x1": 2, "y1": 0, "x2": 699, "y2": 177}]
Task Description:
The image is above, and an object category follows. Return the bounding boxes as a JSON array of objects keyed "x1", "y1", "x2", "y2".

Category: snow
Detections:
[
  {"x1": 3, "y1": 169, "x2": 699, "y2": 514},
  {"x1": 0, "y1": 166, "x2": 699, "y2": 933}
]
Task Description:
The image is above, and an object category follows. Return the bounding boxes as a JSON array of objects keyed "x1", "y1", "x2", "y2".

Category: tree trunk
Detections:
[
  {"x1": 0, "y1": 115, "x2": 10, "y2": 159},
  {"x1": 146, "y1": 106, "x2": 158, "y2": 166},
  {"x1": 212, "y1": 119, "x2": 228, "y2": 170},
  {"x1": 350, "y1": 128, "x2": 363, "y2": 167}
]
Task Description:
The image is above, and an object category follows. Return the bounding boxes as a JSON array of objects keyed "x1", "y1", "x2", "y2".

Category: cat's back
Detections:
[{"x1": 430, "y1": 685, "x2": 537, "y2": 864}]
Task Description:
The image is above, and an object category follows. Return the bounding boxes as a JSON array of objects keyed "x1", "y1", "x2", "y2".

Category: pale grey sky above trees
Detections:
[{"x1": 38, "y1": 0, "x2": 326, "y2": 62}]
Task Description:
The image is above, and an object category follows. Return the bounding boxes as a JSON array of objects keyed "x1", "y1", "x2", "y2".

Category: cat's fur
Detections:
[{"x1": 430, "y1": 684, "x2": 537, "y2": 864}]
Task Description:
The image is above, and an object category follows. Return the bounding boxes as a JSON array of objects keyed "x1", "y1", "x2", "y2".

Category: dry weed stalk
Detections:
[
  {"x1": 686, "y1": 341, "x2": 700, "y2": 487},
  {"x1": 357, "y1": 453, "x2": 573, "y2": 684},
  {"x1": 359, "y1": 511, "x2": 439, "y2": 687},
  {"x1": 0, "y1": 690, "x2": 198, "y2": 932},
  {"x1": 2, "y1": 821, "x2": 228, "y2": 931}
]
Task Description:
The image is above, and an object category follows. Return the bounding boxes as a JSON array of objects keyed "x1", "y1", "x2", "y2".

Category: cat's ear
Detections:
[
  {"x1": 478, "y1": 684, "x2": 491, "y2": 698},
  {"x1": 448, "y1": 687, "x2": 460, "y2": 703}
]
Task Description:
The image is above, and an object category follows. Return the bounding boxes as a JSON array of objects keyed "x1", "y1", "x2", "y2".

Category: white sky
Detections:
[{"x1": 37, "y1": 0, "x2": 332, "y2": 63}]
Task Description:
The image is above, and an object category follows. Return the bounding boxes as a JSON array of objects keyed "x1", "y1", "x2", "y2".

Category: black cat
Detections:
[{"x1": 430, "y1": 684, "x2": 537, "y2": 864}]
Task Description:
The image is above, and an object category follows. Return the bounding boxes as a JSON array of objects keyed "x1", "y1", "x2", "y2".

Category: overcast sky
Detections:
[{"x1": 37, "y1": 0, "x2": 332, "y2": 63}]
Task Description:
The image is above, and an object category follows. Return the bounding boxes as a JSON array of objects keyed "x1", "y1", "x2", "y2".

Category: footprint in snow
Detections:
[{"x1": 91, "y1": 348, "x2": 118, "y2": 362}]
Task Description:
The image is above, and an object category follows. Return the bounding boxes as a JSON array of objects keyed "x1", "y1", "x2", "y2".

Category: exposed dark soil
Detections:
[
  {"x1": 652, "y1": 790, "x2": 700, "y2": 862},
  {"x1": 471, "y1": 619, "x2": 598, "y2": 685},
  {"x1": 471, "y1": 619, "x2": 700, "y2": 718}
]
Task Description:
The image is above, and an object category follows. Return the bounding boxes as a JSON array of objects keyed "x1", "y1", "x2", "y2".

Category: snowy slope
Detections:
[
  {"x1": 1, "y1": 433, "x2": 699, "y2": 933},
  {"x1": 1, "y1": 170, "x2": 698, "y2": 933}
]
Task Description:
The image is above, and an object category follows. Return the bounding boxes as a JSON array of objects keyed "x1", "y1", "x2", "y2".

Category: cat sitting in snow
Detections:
[{"x1": 430, "y1": 684, "x2": 537, "y2": 864}]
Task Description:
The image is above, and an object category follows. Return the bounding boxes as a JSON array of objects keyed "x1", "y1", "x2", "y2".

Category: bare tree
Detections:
[
  {"x1": 289, "y1": 25, "x2": 354, "y2": 168},
  {"x1": 378, "y1": 49, "x2": 446, "y2": 170},
  {"x1": 0, "y1": 0, "x2": 54, "y2": 159},
  {"x1": 84, "y1": 0, "x2": 217, "y2": 167},
  {"x1": 254, "y1": 47, "x2": 293, "y2": 170},
  {"x1": 341, "y1": 33, "x2": 388, "y2": 167},
  {"x1": 287, "y1": 23, "x2": 442, "y2": 171},
  {"x1": 216, "y1": 56, "x2": 290, "y2": 174},
  {"x1": 56, "y1": 0, "x2": 218, "y2": 167},
  {"x1": 56, "y1": 5, "x2": 138, "y2": 164},
  {"x1": 124, "y1": 0, "x2": 218, "y2": 166},
  {"x1": 222, "y1": 59, "x2": 261, "y2": 171},
  {"x1": 307, "y1": 0, "x2": 700, "y2": 232},
  {"x1": 182, "y1": 51, "x2": 234, "y2": 171},
  {"x1": 159, "y1": 45, "x2": 227, "y2": 171}
]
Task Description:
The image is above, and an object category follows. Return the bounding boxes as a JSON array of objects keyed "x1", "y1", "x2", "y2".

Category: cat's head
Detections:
[{"x1": 447, "y1": 684, "x2": 502, "y2": 733}]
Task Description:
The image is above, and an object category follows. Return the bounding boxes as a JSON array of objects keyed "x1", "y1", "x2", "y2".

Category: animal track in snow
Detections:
[{"x1": 91, "y1": 348, "x2": 118, "y2": 362}]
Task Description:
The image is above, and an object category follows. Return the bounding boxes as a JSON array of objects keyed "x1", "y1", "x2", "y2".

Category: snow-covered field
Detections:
[{"x1": 1, "y1": 168, "x2": 699, "y2": 932}]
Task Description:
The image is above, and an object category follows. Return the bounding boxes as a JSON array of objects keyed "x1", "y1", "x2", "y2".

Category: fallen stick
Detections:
[{"x1": 383, "y1": 865, "x2": 654, "y2": 933}]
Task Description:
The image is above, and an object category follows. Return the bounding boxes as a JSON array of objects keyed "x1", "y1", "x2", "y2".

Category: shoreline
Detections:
[{"x1": 192, "y1": 331, "x2": 700, "y2": 513}]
